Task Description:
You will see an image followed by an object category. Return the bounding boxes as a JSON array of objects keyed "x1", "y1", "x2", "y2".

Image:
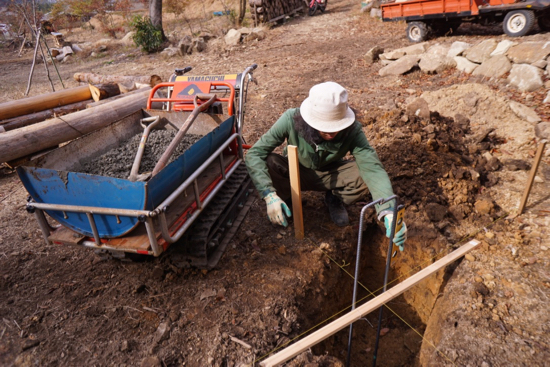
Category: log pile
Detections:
[
  {"x1": 249, "y1": 0, "x2": 305, "y2": 23},
  {"x1": 0, "y1": 73, "x2": 162, "y2": 163}
]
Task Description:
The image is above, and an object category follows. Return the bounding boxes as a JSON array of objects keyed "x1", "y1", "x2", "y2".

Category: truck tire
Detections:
[
  {"x1": 503, "y1": 10, "x2": 535, "y2": 37},
  {"x1": 407, "y1": 22, "x2": 429, "y2": 42},
  {"x1": 538, "y1": 14, "x2": 550, "y2": 31}
]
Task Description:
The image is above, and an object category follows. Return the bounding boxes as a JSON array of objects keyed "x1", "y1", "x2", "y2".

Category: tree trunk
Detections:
[
  {"x1": 0, "y1": 88, "x2": 151, "y2": 163},
  {"x1": 0, "y1": 100, "x2": 92, "y2": 132},
  {"x1": 149, "y1": 0, "x2": 166, "y2": 40},
  {"x1": 88, "y1": 83, "x2": 121, "y2": 102},
  {"x1": 0, "y1": 85, "x2": 92, "y2": 121}
]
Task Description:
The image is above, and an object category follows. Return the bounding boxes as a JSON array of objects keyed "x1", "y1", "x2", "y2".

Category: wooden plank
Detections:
[
  {"x1": 518, "y1": 141, "x2": 547, "y2": 215},
  {"x1": 260, "y1": 239, "x2": 481, "y2": 367},
  {"x1": 48, "y1": 225, "x2": 85, "y2": 245},
  {"x1": 287, "y1": 145, "x2": 304, "y2": 239}
]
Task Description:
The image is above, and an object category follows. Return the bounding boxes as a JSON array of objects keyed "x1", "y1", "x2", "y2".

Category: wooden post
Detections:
[
  {"x1": 287, "y1": 145, "x2": 304, "y2": 239},
  {"x1": 518, "y1": 141, "x2": 547, "y2": 215},
  {"x1": 259, "y1": 240, "x2": 481, "y2": 367}
]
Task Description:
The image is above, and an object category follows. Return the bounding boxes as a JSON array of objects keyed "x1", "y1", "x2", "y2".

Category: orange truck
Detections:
[{"x1": 381, "y1": 0, "x2": 550, "y2": 42}]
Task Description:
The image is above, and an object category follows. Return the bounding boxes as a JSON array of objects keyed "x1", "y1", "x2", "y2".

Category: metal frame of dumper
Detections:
[{"x1": 22, "y1": 64, "x2": 258, "y2": 262}]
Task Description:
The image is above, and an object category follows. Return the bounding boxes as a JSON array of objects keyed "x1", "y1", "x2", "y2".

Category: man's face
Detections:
[{"x1": 319, "y1": 131, "x2": 339, "y2": 141}]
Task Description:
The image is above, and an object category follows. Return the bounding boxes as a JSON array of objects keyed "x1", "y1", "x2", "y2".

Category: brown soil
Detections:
[{"x1": 1, "y1": 1, "x2": 549, "y2": 366}]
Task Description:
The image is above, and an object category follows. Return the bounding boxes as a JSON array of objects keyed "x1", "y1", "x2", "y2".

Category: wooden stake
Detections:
[
  {"x1": 518, "y1": 141, "x2": 547, "y2": 215},
  {"x1": 287, "y1": 145, "x2": 304, "y2": 239},
  {"x1": 259, "y1": 239, "x2": 481, "y2": 367}
]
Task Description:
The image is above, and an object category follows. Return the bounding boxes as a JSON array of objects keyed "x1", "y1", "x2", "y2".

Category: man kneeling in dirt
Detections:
[{"x1": 245, "y1": 81, "x2": 407, "y2": 248}]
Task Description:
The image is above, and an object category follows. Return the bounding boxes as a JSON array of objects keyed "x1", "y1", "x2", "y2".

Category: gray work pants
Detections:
[{"x1": 266, "y1": 153, "x2": 369, "y2": 204}]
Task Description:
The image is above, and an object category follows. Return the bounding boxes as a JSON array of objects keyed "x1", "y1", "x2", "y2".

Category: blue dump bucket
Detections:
[{"x1": 16, "y1": 115, "x2": 235, "y2": 238}]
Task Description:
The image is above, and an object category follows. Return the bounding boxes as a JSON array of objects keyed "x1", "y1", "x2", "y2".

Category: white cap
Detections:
[{"x1": 299, "y1": 82, "x2": 355, "y2": 133}]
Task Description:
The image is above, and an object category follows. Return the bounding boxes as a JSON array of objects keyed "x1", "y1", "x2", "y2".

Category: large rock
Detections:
[
  {"x1": 447, "y1": 41, "x2": 471, "y2": 58},
  {"x1": 365, "y1": 46, "x2": 384, "y2": 64},
  {"x1": 121, "y1": 31, "x2": 135, "y2": 46},
  {"x1": 454, "y1": 56, "x2": 479, "y2": 74},
  {"x1": 506, "y1": 42, "x2": 550, "y2": 64},
  {"x1": 532, "y1": 59, "x2": 547, "y2": 69},
  {"x1": 419, "y1": 54, "x2": 456, "y2": 74},
  {"x1": 490, "y1": 40, "x2": 516, "y2": 56},
  {"x1": 178, "y1": 35, "x2": 193, "y2": 55},
  {"x1": 544, "y1": 91, "x2": 550, "y2": 104},
  {"x1": 161, "y1": 47, "x2": 179, "y2": 59},
  {"x1": 224, "y1": 29, "x2": 241, "y2": 46},
  {"x1": 370, "y1": 8, "x2": 382, "y2": 18},
  {"x1": 381, "y1": 49, "x2": 405, "y2": 60},
  {"x1": 381, "y1": 42, "x2": 428, "y2": 60},
  {"x1": 463, "y1": 39, "x2": 498, "y2": 63},
  {"x1": 508, "y1": 64, "x2": 544, "y2": 92},
  {"x1": 378, "y1": 55, "x2": 420, "y2": 76},
  {"x1": 535, "y1": 121, "x2": 550, "y2": 139},
  {"x1": 242, "y1": 27, "x2": 267, "y2": 42},
  {"x1": 509, "y1": 101, "x2": 541, "y2": 124},
  {"x1": 406, "y1": 97, "x2": 430, "y2": 120},
  {"x1": 425, "y1": 43, "x2": 450, "y2": 57},
  {"x1": 472, "y1": 54, "x2": 512, "y2": 79}
]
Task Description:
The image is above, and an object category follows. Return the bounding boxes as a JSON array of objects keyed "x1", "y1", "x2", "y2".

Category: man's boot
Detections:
[{"x1": 324, "y1": 191, "x2": 349, "y2": 227}]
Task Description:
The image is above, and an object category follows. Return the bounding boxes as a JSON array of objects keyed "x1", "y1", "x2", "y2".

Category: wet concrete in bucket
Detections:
[{"x1": 79, "y1": 130, "x2": 203, "y2": 179}]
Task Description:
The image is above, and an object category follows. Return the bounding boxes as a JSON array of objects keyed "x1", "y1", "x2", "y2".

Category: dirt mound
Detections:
[{"x1": 420, "y1": 83, "x2": 535, "y2": 152}]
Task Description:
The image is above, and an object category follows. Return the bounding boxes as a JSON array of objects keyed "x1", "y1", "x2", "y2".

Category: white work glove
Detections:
[
  {"x1": 264, "y1": 192, "x2": 292, "y2": 227},
  {"x1": 383, "y1": 213, "x2": 407, "y2": 251}
]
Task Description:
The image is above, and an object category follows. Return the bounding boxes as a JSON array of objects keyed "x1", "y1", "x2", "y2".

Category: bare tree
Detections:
[
  {"x1": 149, "y1": 0, "x2": 167, "y2": 40},
  {"x1": 238, "y1": 0, "x2": 247, "y2": 25}
]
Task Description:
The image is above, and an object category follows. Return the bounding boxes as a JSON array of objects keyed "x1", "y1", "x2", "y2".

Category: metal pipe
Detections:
[
  {"x1": 86, "y1": 213, "x2": 102, "y2": 246},
  {"x1": 152, "y1": 93, "x2": 218, "y2": 176},
  {"x1": 346, "y1": 195, "x2": 397, "y2": 367},
  {"x1": 237, "y1": 64, "x2": 257, "y2": 135},
  {"x1": 158, "y1": 160, "x2": 242, "y2": 244},
  {"x1": 129, "y1": 116, "x2": 161, "y2": 181},
  {"x1": 28, "y1": 202, "x2": 150, "y2": 217},
  {"x1": 143, "y1": 216, "x2": 161, "y2": 256},
  {"x1": 193, "y1": 180, "x2": 202, "y2": 210},
  {"x1": 152, "y1": 134, "x2": 241, "y2": 215},
  {"x1": 372, "y1": 199, "x2": 401, "y2": 367},
  {"x1": 34, "y1": 209, "x2": 52, "y2": 245}
]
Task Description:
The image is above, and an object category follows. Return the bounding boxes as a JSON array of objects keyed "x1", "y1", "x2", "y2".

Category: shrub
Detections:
[{"x1": 130, "y1": 15, "x2": 164, "y2": 53}]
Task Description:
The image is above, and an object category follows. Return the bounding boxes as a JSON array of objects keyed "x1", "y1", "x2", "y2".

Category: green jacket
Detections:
[{"x1": 245, "y1": 108, "x2": 395, "y2": 214}]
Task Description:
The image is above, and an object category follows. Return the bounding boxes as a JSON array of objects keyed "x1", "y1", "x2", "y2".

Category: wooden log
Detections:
[
  {"x1": 0, "y1": 85, "x2": 92, "y2": 121},
  {"x1": 0, "y1": 88, "x2": 151, "y2": 163},
  {"x1": 260, "y1": 240, "x2": 482, "y2": 367},
  {"x1": 287, "y1": 145, "x2": 304, "y2": 239},
  {"x1": 0, "y1": 100, "x2": 92, "y2": 132},
  {"x1": 86, "y1": 86, "x2": 151, "y2": 108},
  {"x1": 73, "y1": 73, "x2": 162, "y2": 87},
  {"x1": 88, "y1": 83, "x2": 121, "y2": 102}
]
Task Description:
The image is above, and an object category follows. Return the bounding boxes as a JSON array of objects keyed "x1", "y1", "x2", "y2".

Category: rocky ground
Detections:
[{"x1": 0, "y1": 0, "x2": 549, "y2": 366}]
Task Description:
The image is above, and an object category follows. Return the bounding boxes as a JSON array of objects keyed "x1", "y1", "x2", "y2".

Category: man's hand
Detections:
[
  {"x1": 383, "y1": 214, "x2": 407, "y2": 251},
  {"x1": 264, "y1": 192, "x2": 292, "y2": 227}
]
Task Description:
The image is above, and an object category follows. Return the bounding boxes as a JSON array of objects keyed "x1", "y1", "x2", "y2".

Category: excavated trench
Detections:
[{"x1": 290, "y1": 106, "x2": 508, "y2": 365}]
